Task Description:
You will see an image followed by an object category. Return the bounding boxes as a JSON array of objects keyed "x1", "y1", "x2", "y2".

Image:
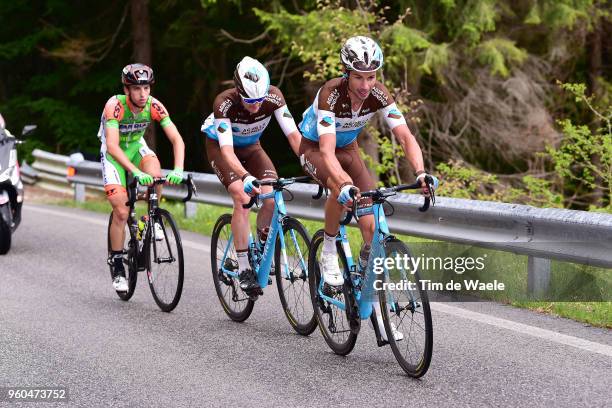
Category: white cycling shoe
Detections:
[
  {"x1": 112, "y1": 276, "x2": 129, "y2": 292},
  {"x1": 380, "y1": 322, "x2": 404, "y2": 342},
  {"x1": 371, "y1": 304, "x2": 404, "y2": 342},
  {"x1": 154, "y1": 222, "x2": 165, "y2": 241},
  {"x1": 319, "y1": 250, "x2": 344, "y2": 286}
]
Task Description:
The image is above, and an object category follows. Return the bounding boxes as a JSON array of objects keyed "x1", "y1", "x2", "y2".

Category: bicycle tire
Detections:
[
  {"x1": 146, "y1": 208, "x2": 184, "y2": 312},
  {"x1": 107, "y1": 212, "x2": 137, "y2": 301},
  {"x1": 274, "y1": 217, "x2": 316, "y2": 336},
  {"x1": 378, "y1": 238, "x2": 433, "y2": 378},
  {"x1": 308, "y1": 229, "x2": 359, "y2": 355},
  {"x1": 210, "y1": 214, "x2": 254, "y2": 322}
]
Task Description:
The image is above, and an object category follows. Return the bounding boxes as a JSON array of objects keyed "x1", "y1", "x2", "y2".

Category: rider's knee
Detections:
[{"x1": 113, "y1": 205, "x2": 129, "y2": 223}]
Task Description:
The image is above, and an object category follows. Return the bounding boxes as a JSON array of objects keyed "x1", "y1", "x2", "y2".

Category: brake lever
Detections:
[
  {"x1": 418, "y1": 176, "x2": 435, "y2": 212},
  {"x1": 312, "y1": 184, "x2": 328, "y2": 199}
]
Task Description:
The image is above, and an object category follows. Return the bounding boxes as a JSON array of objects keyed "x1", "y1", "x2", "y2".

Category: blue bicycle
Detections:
[
  {"x1": 308, "y1": 179, "x2": 435, "y2": 377},
  {"x1": 210, "y1": 176, "x2": 316, "y2": 335}
]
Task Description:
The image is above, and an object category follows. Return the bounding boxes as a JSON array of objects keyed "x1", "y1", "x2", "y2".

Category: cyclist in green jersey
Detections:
[{"x1": 98, "y1": 64, "x2": 185, "y2": 292}]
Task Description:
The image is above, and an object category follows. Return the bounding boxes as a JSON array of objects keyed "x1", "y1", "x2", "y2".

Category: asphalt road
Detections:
[{"x1": 1, "y1": 204, "x2": 610, "y2": 407}]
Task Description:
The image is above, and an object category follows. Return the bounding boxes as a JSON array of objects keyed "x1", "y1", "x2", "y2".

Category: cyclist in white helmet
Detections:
[
  {"x1": 298, "y1": 35, "x2": 437, "y2": 341},
  {"x1": 202, "y1": 56, "x2": 302, "y2": 296}
]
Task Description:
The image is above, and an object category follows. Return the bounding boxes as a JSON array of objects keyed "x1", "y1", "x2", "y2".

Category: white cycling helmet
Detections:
[
  {"x1": 233, "y1": 56, "x2": 270, "y2": 101},
  {"x1": 340, "y1": 36, "x2": 384, "y2": 72}
]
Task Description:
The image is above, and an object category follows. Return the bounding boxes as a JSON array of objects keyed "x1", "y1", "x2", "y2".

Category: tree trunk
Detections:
[
  {"x1": 130, "y1": 0, "x2": 156, "y2": 151},
  {"x1": 587, "y1": 14, "x2": 604, "y2": 206}
]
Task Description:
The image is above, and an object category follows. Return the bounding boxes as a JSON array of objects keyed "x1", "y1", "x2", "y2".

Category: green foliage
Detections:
[
  {"x1": 360, "y1": 124, "x2": 404, "y2": 186},
  {"x1": 545, "y1": 83, "x2": 611, "y2": 211},
  {"x1": 476, "y1": 38, "x2": 528, "y2": 77},
  {"x1": 255, "y1": 2, "x2": 375, "y2": 80},
  {"x1": 435, "y1": 160, "x2": 563, "y2": 207},
  {"x1": 458, "y1": 0, "x2": 499, "y2": 44},
  {"x1": 25, "y1": 98, "x2": 98, "y2": 152}
]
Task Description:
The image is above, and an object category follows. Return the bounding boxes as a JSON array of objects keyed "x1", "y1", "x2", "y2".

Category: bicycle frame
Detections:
[
  {"x1": 316, "y1": 202, "x2": 394, "y2": 320},
  {"x1": 126, "y1": 179, "x2": 182, "y2": 275},
  {"x1": 218, "y1": 189, "x2": 308, "y2": 289}
]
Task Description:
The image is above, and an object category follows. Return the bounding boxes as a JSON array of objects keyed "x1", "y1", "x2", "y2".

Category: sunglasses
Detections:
[
  {"x1": 352, "y1": 60, "x2": 381, "y2": 72},
  {"x1": 242, "y1": 95, "x2": 266, "y2": 104}
]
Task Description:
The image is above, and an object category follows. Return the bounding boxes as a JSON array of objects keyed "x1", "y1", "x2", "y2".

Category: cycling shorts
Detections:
[
  {"x1": 298, "y1": 138, "x2": 374, "y2": 208},
  {"x1": 206, "y1": 138, "x2": 278, "y2": 189},
  {"x1": 100, "y1": 138, "x2": 156, "y2": 190}
]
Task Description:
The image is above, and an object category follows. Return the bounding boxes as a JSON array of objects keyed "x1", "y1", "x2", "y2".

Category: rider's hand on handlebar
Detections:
[
  {"x1": 132, "y1": 169, "x2": 154, "y2": 186},
  {"x1": 242, "y1": 174, "x2": 260, "y2": 197},
  {"x1": 337, "y1": 184, "x2": 358, "y2": 208},
  {"x1": 416, "y1": 172, "x2": 439, "y2": 197},
  {"x1": 166, "y1": 167, "x2": 184, "y2": 185}
]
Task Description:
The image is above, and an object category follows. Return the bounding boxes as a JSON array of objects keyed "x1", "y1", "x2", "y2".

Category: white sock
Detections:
[
  {"x1": 323, "y1": 232, "x2": 337, "y2": 254},
  {"x1": 236, "y1": 250, "x2": 250, "y2": 271}
]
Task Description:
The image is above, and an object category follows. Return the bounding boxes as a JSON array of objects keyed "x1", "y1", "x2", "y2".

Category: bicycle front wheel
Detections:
[
  {"x1": 146, "y1": 209, "x2": 184, "y2": 312},
  {"x1": 210, "y1": 214, "x2": 254, "y2": 322},
  {"x1": 275, "y1": 217, "x2": 316, "y2": 336},
  {"x1": 378, "y1": 238, "x2": 433, "y2": 378},
  {"x1": 107, "y1": 212, "x2": 137, "y2": 301},
  {"x1": 308, "y1": 229, "x2": 359, "y2": 355}
]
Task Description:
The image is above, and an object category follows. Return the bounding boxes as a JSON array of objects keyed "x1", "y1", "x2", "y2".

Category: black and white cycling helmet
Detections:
[
  {"x1": 340, "y1": 36, "x2": 384, "y2": 72},
  {"x1": 233, "y1": 56, "x2": 270, "y2": 102},
  {"x1": 122, "y1": 63, "x2": 155, "y2": 86}
]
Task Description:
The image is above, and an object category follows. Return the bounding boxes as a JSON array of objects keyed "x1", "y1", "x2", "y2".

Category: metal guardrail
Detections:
[{"x1": 27, "y1": 149, "x2": 612, "y2": 295}]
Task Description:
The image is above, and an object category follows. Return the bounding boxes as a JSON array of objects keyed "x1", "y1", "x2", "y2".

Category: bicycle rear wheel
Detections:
[
  {"x1": 146, "y1": 209, "x2": 184, "y2": 312},
  {"x1": 308, "y1": 229, "x2": 359, "y2": 355},
  {"x1": 107, "y1": 212, "x2": 137, "y2": 301},
  {"x1": 378, "y1": 238, "x2": 433, "y2": 378},
  {"x1": 275, "y1": 217, "x2": 316, "y2": 336},
  {"x1": 211, "y1": 214, "x2": 254, "y2": 322}
]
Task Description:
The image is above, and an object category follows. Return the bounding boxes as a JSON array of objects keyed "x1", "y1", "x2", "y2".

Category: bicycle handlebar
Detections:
[
  {"x1": 339, "y1": 177, "x2": 436, "y2": 225},
  {"x1": 126, "y1": 175, "x2": 197, "y2": 207},
  {"x1": 241, "y1": 176, "x2": 313, "y2": 209}
]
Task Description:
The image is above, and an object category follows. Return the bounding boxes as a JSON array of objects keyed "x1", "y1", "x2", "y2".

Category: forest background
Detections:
[{"x1": 0, "y1": 0, "x2": 610, "y2": 211}]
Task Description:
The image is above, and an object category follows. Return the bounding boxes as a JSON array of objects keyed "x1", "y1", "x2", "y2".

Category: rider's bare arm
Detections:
[
  {"x1": 271, "y1": 95, "x2": 301, "y2": 156},
  {"x1": 286, "y1": 131, "x2": 301, "y2": 156},
  {"x1": 391, "y1": 124, "x2": 425, "y2": 175},
  {"x1": 219, "y1": 145, "x2": 249, "y2": 179},
  {"x1": 319, "y1": 133, "x2": 352, "y2": 194}
]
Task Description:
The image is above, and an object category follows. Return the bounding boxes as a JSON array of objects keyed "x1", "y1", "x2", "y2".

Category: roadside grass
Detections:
[{"x1": 51, "y1": 199, "x2": 611, "y2": 328}]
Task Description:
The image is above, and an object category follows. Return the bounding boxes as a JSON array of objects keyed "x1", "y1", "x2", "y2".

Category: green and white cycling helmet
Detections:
[
  {"x1": 340, "y1": 36, "x2": 384, "y2": 72},
  {"x1": 233, "y1": 56, "x2": 270, "y2": 103}
]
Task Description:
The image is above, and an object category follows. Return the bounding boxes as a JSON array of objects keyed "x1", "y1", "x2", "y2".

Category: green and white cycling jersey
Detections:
[{"x1": 97, "y1": 94, "x2": 173, "y2": 187}]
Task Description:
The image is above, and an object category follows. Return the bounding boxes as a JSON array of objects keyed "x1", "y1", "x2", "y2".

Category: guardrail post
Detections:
[
  {"x1": 185, "y1": 201, "x2": 197, "y2": 219},
  {"x1": 67, "y1": 153, "x2": 85, "y2": 203},
  {"x1": 74, "y1": 184, "x2": 86, "y2": 203},
  {"x1": 527, "y1": 256, "x2": 551, "y2": 297}
]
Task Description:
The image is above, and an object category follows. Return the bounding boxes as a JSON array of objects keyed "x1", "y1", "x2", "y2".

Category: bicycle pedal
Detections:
[{"x1": 376, "y1": 338, "x2": 390, "y2": 348}]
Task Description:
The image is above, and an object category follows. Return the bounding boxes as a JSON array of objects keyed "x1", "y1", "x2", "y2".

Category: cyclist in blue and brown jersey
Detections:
[
  {"x1": 202, "y1": 56, "x2": 302, "y2": 296},
  {"x1": 299, "y1": 36, "x2": 437, "y2": 340},
  {"x1": 98, "y1": 64, "x2": 185, "y2": 292}
]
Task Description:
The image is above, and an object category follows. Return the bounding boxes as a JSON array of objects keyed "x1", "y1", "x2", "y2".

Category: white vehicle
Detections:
[{"x1": 0, "y1": 113, "x2": 35, "y2": 254}]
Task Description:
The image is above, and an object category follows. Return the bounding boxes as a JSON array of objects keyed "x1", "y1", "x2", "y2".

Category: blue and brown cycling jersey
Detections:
[
  {"x1": 299, "y1": 77, "x2": 407, "y2": 147},
  {"x1": 201, "y1": 86, "x2": 298, "y2": 147}
]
